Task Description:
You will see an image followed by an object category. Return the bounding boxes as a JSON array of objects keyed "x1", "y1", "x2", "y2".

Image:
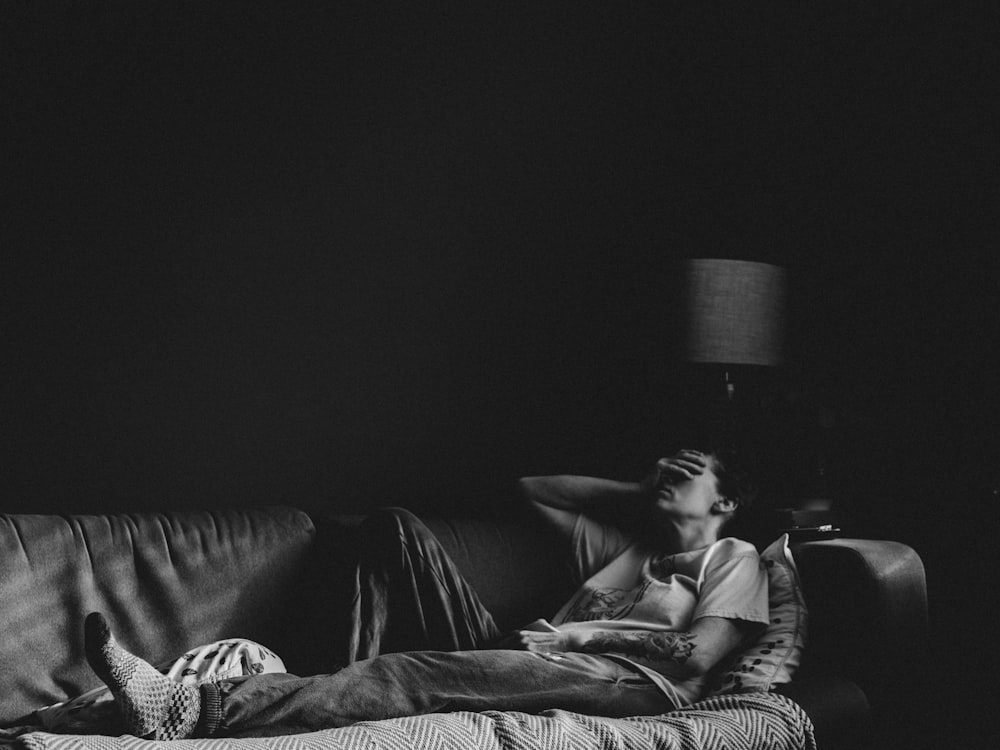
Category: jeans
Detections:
[{"x1": 202, "y1": 509, "x2": 672, "y2": 737}]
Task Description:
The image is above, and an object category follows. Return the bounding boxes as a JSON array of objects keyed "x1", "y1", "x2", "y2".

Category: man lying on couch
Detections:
[{"x1": 81, "y1": 448, "x2": 769, "y2": 739}]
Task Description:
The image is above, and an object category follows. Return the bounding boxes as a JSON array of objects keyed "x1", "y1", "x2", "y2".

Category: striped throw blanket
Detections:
[{"x1": 11, "y1": 692, "x2": 813, "y2": 750}]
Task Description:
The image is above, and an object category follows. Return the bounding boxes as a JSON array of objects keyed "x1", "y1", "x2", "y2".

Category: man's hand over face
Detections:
[{"x1": 642, "y1": 450, "x2": 707, "y2": 494}]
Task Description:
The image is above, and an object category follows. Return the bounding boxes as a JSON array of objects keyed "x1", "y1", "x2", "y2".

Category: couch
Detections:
[{"x1": 0, "y1": 505, "x2": 927, "y2": 749}]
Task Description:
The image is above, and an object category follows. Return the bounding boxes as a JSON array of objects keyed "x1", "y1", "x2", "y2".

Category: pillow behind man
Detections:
[{"x1": 706, "y1": 533, "x2": 808, "y2": 695}]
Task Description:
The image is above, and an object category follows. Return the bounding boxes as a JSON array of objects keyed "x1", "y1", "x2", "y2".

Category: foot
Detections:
[{"x1": 84, "y1": 612, "x2": 201, "y2": 739}]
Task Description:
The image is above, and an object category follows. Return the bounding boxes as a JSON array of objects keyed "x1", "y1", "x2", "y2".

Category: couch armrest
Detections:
[{"x1": 790, "y1": 538, "x2": 927, "y2": 723}]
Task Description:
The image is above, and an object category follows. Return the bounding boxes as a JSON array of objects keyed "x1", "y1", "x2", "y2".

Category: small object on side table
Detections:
[{"x1": 772, "y1": 507, "x2": 842, "y2": 542}]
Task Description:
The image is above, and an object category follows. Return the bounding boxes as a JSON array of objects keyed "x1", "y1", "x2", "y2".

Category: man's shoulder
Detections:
[{"x1": 708, "y1": 536, "x2": 760, "y2": 559}]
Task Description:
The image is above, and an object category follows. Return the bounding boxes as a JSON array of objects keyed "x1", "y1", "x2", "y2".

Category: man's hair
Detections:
[{"x1": 707, "y1": 448, "x2": 758, "y2": 513}]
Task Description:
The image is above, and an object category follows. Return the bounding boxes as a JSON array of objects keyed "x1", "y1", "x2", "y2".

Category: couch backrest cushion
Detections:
[
  {"x1": 0, "y1": 507, "x2": 314, "y2": 725},
  {"x1": 422, "y1": 517, "x2": 577, "y2": 631}
]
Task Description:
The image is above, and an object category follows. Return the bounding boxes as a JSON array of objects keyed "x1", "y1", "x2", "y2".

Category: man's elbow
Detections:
[
  {"x1": 515, "y1": 476, "x2": 535, "y2": 501},
  {"x1": 683, "y1": 655, "x2": 715, "y2": 679},
  {"x1": 517, "y1": 476, "x2": 551, "y2": 507},
  {"x1": 680, "y1": 644, "x2": 730, "y2": 679}
]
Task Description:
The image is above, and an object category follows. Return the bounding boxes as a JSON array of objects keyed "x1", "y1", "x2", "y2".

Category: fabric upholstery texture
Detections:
[
  {"x1": 0, "y1": 507, "x2": 314, "y2": 726},
  {"x1": 421, "y1": 517, "x2": 576, "y2": 631},
  {"x1": 788, "y1": 538, "x2": 927, "y2": 716}
]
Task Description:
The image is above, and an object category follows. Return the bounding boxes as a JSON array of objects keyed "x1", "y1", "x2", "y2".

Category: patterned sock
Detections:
[{"x1": 84, "y1": 612, "x2": 202, "y2": 740}]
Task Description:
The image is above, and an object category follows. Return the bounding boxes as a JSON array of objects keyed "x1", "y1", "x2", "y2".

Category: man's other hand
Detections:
[{"x1": 506, "y1": 630, "x2": 584, "y2": 653}]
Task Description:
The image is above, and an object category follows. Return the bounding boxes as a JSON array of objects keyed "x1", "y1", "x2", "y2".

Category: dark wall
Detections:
[
  {"x1": 2, "y1": 2, "x2": 672, "y2": 514},
  {"x1": 2, "y1": 2, "x2": 996, "y2": 525}
]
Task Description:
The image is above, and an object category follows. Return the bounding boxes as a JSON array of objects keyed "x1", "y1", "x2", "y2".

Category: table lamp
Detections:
[{"x1": 680, "y1": 258, "x2": 787, "y2": 449}]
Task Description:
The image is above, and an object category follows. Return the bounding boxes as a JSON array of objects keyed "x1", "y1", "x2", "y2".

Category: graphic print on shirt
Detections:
[{"x1": 564, "y1": 579, "x2": 654, "y2": 622}]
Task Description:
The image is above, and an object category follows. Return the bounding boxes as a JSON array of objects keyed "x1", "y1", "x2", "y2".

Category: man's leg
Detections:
[
  {"x1": 206, "y1": 650, "x2": 675, "y2": 738},
  {"x1": 86, "y1": 613, "x2": 673, "y2": 739},
  {"x1": 84, "y1": 613, "x2": 202, "y2": 740},
  {"x1": 348, "y1": 508, "x2": 502, "y2": 661}
]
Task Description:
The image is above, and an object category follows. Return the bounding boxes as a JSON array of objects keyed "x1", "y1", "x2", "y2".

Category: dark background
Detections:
[{"x1": 2, "y1": 2, "x2": 997, "y2": 745}]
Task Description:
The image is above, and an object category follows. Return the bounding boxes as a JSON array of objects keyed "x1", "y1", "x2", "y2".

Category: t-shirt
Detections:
[{"x1": 549, "y1": 514, "x2": 768, "y2": 706}]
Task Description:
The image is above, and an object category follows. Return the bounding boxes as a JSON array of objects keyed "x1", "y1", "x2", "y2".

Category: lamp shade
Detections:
[{"x1": 681, "y1": 259, "x2": 786, "y2": 367}]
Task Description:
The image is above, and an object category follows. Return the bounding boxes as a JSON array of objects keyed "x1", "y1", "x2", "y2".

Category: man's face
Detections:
[{"x1": 652, "y1": 454, "x2": 724, "y2": 523}]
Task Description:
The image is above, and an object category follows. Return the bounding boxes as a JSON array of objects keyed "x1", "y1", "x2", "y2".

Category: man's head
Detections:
[
  {"x1": 651, "y1": 448, "x2": 757, "y2": 537},
  {"x1": 707, "y1": 448, "x2": 757, "y2": 529}
]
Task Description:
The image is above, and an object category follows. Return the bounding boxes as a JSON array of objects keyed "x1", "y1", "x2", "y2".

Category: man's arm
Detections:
[
  {"x1": 518, "y1": 451, "x2": 708, "y2": 541},
  {"x1": 511, "y1": 616, "x2": 750, "y2": 680},
  {"x1": 517, "y1": 475, "x2": 647, "y2": 541}
]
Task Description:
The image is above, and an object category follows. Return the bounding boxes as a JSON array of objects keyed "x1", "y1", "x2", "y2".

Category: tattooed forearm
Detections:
[{"x1": 581, "y1": 631, "x2": 696, "y2": 664}]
